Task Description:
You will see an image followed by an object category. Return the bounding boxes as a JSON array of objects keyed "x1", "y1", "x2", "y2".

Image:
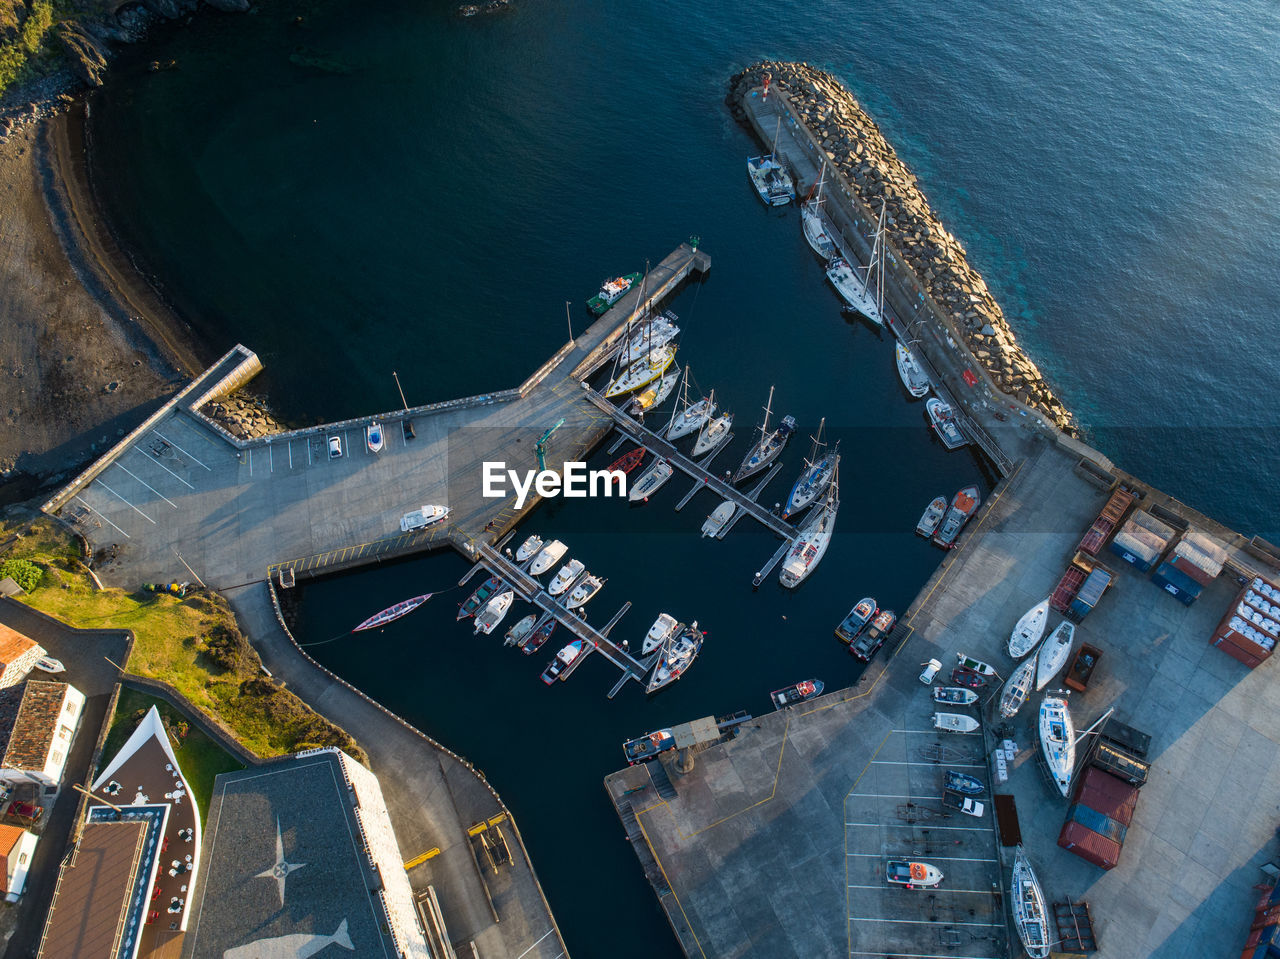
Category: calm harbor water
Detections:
[{"x1": 84, "y1": 0, "x2": 1280, "y2": 953}]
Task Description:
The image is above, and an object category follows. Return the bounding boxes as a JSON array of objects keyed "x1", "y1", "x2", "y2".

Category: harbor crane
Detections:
[{"x1": 535, "y1": 418, "x2": 566, "y2": 471}]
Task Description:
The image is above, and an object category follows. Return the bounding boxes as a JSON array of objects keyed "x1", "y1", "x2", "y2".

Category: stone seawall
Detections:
[{"x1": 728, "y1": 60, "x2": 1073, "y2": 432}]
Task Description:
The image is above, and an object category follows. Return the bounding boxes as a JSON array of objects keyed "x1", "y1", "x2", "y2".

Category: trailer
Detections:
[{"x1": 1064, "y1": 642, "x2": 1103, "y2": 693}]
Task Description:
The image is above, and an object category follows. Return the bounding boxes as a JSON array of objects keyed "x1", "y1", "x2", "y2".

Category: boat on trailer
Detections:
[
  {"x1": 1011, "y1": 845, "x2": 1051, "y2": 959},
  {"x1": 1009, "y1": 598, "x2": 1051, "y2": 659},
  {"x1": 1000, "y1": 657, "x2": 1037, "y2": 718},
  {"x1": 366, "y1": 421, "x2": 385, "y2": 453},
  {"x1": 1036, "y1": 621, "x2": 1076, "y2": 690},
  {"x1": 933, "y1": 687, "x2": 978, "y2": 706},
  {"x1": 945, "y1": 770, "x2": 985, "y2": 796},
  {"x1": 933, "y1": 713, "x2": 980, "y2": 734},
  {"x1": 747, "y1": 118, "x2": 795, "y2": 206},
  {"x1": 646, "y1": 622, "x2": 703, "y2": 693},
  {"x1": 1039, "y1": 695, "x2": 1077, "y2": 797},
  {"x1": 886, "y1": 860, "x2": 943, "y2": 888}
]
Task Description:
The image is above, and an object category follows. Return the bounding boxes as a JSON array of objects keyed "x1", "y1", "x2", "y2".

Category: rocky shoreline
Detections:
[
  {"x1": 728, "y1": 61, "x2": 1074, "y2": 433},
  {"x1": 200, "y1": 391, "x2": 289, "y2": 441}
]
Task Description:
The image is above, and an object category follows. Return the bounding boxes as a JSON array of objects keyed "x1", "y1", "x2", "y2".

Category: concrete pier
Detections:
[{"x1": 606, "y1": 438, "x2": 1280, "y2": 959}]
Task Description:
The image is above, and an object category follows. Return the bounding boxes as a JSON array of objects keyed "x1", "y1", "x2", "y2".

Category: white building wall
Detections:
[
  {"x1": 0, "y1": 644, "x2": 46, "y2": 689},
  {"x1": 3, "y1": 829, "x2": 38, "y2": 901},
  {"x1": 38, "y1": 685, "x2": 85, "y2": 787}
]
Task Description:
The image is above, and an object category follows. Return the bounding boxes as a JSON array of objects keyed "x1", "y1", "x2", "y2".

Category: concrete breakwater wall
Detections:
[{"x1": 728, "y1": 61, "x2": 1073, "y2": 433}]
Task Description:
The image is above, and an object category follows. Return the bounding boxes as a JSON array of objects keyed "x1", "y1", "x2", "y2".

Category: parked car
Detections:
[
  {"x1": 941, "y1": 790, "x2": 985, "y2": 818},
  {"x1": 9, "y1": 800, "x2": 42, "y2": 821},
  {"x1": 327, "y1": 435, "x2": 343, "y2": 459},
  {"x1": 919, "y1": 659, "x2": 942, "y2": 684}
]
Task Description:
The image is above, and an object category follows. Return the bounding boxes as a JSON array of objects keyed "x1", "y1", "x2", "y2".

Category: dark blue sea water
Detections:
[{"x1": 84, "y1": 0, "x2": 1280, "y2": 953}]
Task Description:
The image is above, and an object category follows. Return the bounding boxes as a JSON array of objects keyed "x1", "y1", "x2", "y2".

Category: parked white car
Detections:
[
  {"x1": 919, "y1": 659, "x2": 942, "y2": 684},
  {"x1": 328, "y1": 435, "x2": 343, "y2": 459}
]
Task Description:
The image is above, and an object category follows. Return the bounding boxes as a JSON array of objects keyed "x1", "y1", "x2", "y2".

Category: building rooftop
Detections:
[
  {"x1": 184, "y1": 751, "x2": 407, "y2": 959},
  {"x1": 3, "y1": 681, "x2": 69, "y2": 771},
  {"x1": 0, "y1": 624, "x2": 38, "y2": 667},
  {"x1": 38, "y1": 819, "x2": 149, "y2": 959},
  {"x1": 0, "y1": 822, "x2": 27, "y2": 894}
]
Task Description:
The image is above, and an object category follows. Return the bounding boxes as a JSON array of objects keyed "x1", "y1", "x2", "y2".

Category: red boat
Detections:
[
  {"x1": 608, "y1": 447, "x2": 646, "y2": 474},
  {"x1": 951, "y1": 667, "x2": 987, "y2": 688}
]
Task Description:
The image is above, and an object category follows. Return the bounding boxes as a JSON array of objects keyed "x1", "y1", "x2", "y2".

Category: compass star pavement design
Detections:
[{"x1": 257, "y1": 817, "x2": 306, "y2": 905}]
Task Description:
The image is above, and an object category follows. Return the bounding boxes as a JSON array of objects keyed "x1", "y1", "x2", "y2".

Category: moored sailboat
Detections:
[
  {"x1": 629, "y1": 371, "x2": 680, "y2": 415},
  {"x1": 895, "y1": 342, "x2": 930, "y2": 398},
  {"x1": 604, "y1": 344, "x2": 677, "y2": 398},
  {"x1": 779, "y1": 475, "x2": 838, "y2": 588},
  {"x1": 646, "y1": 621, "x2": 704, "y2": 693},
  {"x1": 746, "y1": 117, "x2": 795, "y2": 206},
  {"x1": 692, "y1": 395, "x2": 733, "y2": 457},
  {"x1": 732, "y1": 386, "x2": 795, "y2": 483},
  {"x1": 617, "y1": 310, "x2": 680, "y2": 366},
  {"x1": 825, "y1": 201, "x2": 886, "y2": 325},
  {"x1": 783, "y1": 418, "x2": 839, "y2": 519},
  {"x1": 801, "y1": 166, "x2": 837, "y2": 258},
  {"x1": 664, "y1": 367, "x2": 715, "y2": 440}
]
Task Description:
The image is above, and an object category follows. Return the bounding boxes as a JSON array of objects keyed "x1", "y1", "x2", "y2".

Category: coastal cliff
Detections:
[{"x1": 728, "y1": 61, "x2": 1073, "y2": 432}]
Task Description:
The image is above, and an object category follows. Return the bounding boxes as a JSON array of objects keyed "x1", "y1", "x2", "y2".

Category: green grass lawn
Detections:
[
  {"x1": 1, "y1": 515, "x2": 364, "y2": 763},
  {"x1": 99, "y1": 688, "x2": 245, "y2": 820}
]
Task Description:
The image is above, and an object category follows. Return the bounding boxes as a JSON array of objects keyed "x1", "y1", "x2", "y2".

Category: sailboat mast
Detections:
[
  {"x1": 772, "y1": 116, "x2": 782, "y2": 158},
  {"x1": 760, "y1": 385, "x2": 774, "y2": 442},
  {"x1": 666, "y1": 365, "x2": 690, "y2": 437}
]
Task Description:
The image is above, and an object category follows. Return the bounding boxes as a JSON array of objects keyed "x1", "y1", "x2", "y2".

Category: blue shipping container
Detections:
[
  {"x1": 1152, "y1": 562, "x2": 1203, "y2": 605},
  {"x1": 1109, "y1": 538, "x2": 1156, "y2": 573},
  {"x1": 1066, "y1": 803, "x2": 1128, "y2": 844}
]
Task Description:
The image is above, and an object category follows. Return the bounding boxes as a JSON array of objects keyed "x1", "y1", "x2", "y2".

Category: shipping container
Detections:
[
  {"x1": 1131, "y1": 508, "x2": 1177, "y2": 539},
  {"x1": 1152, "y1": 562, "x2": 1204, "y2": 604},
  {"x1": 1169, "y1": 552, "x2": 1217, "y2": 588},
  {"x1": 1058, "y1": 820, "x2": 1121, "y2": 869},
  {"x1": 1050, "y1": 564, "x2": 1087, "y2": 613},
  {"x1": 1214, "y1": 637, "x2": 1265, "y2": 669},
  {"x1": 1078, "y1": 487, "x2": 1135, "y2": 556},
  {"x1": 1066, "y1": 803, "x2": 1129, "y2": 843},
  {"x1": 1110, "y1": 532, "x2": 1160, "y2": 572},
  {"x1": 1070, "y1": 567, "x2": 1113, "y2": 618},
  {"x1": 1101, "y1": 718, "x2": 1151, "y2": 757},
  {"x1": 1175, "y1": 527, "x2": 1227, "y2": 574},
  {"x1": 1086, "y1": 744, "x2": 1149, "y2": 790}
]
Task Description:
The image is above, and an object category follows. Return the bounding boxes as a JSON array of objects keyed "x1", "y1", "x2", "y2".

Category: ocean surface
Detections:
[{"x1": 84, "y1": 0, "x2": 1280, "y2": 953}]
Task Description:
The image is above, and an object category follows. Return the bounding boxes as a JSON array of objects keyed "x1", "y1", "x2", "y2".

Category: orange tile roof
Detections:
[
  {"x1": 0, "y1": 822, "x2": 25, "y2": 894},
  {"x1": 0, "y1": 625, "x2": 37, "y2": 666}
]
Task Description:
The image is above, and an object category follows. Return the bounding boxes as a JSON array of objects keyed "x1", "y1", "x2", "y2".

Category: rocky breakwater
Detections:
[
  {"x1": 199, "y1": 391, "x2": 288, "y2": 441},
  {"x1": 728, "y1": 61, "x2": 1074, "y2": 433}
]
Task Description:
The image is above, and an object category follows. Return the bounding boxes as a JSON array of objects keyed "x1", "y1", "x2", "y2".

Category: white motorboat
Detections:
[
  {"x1": 617, "y1": 311, "x2": 680, "y2": 366},
  {"x1": 1039, "y1": 695, "x2": 1076, "y2": 798},
  {"x1": 474, "y1": 590, "x2": 513, "y2": 635},
  {"x1": 779, "y1": 478, "x2": 838, "y2": 588},
  {"x1": 665, "y1": 368, "x2": 715, "y2": 440},
  {"x1": 646, "y1": 622, "x2": 703, "y2": 693},
  {"x1": 566, "y1": 574, "x2": 604, "y2": 610},
  {"x1": 366, "y1": 421, "x2": 385, "y2": 453},
  {"x1": 886, "y1": 860, "x2": 944, "y2": 888},
  {"x1": 701, "y1": 501, "x2": 735, "y2": 538},
  {"x1": 504, "y1": 614, "x2": 537, "y2": 647},
  {"x1": 547, "y1": 558, "x2": 584, "y2": 596},
  {"x1": 514, "y1": 535, "x2": 543, "y2": 564},
  {"x1": 540, "y1": 640, "x2": 587, "y2": 684},
  {"x1": 933, "y1": 712, "x2": 980, "y2": 734},
  {"x1": 642, "y1": 613, "x2": 680, "y2": 655},
  {"x1": 895, "y1": 342, "x2": 930, "y2": 398},
  {"x1": 999, "y1": 658, "x2": 1037, "y2": 719},
  {"x1": 1011, "y1": 846, "x2": 1051, "y2": 959},
  {"x1": 400, "y1": 504, "x2": 450, "y2": 533},
  {"x1": 1036, "y1": 621, "x2": 1076, "y2": 690},
  {"x1": 629, "y1": 459, "x2": 674, "y2": 501},
  {"x1": 692, "y1": 402, "x2": 733, "y2": 457},
  {"x1": 783, "y1": 418, "x2": 838, "y2": 519},
  {"x1": 801, "y1": 167, "x2": 837, "y2": 258},
  {"x1": 927, "y1": 397, "x2": 967, "y2": 450},
  {"x1": 915, "y1": 496, "x2": 947, "y2": 537},
  {"x1": 747, "y1": 120, "x2": 794, "y2": 206},
  {"x1": 529, "y1": 540, "x2": 567, "y2": 576},
  {"x1": 733, "y1": 386, "x2": 795, "y2": 483},
  {"x1": 604, "y1": 344, "x2": 677, "y2": 398},
  {"x1": 1009, "y1": 598, "x2": 1050, "y2": 659}
]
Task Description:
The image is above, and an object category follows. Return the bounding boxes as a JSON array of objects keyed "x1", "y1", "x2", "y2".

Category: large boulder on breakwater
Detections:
[{"x1": 56, "y1": 21, "x2": 110, "y2": 88}]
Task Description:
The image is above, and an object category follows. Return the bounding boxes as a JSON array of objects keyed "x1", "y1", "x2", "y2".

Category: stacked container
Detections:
[
  {"x1": 1058, "y1": 765, "x2": 1141, "y2": 870},
  {"x1": 1240, "y1": 883, "x2": 1280, "y2": 958},
  {"x1": 1151, "y1": 526, "x2": 1228, "y2": 605},
  {"x1": 1212, "y1": 576, "x2": 1280, "y2": 668},
  {"x1": 1069, "y1": 567, "x2": 1112, "y2": 620},
  {"x1": 1078, "y1": 487, "x2": 1135, "y2": 556},
  {"x1": 1110, "y1": 509, "x2": 1176, "y2": 573}
]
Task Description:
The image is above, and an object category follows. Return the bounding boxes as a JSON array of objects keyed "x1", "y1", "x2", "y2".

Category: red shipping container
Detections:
[
  {"x1": 1247, "y1": 928, "x2": 1263, "y2": 947},
  {"x1": 1058, "y1": 820, "x2": 1121, "y2": 869},
  {"x1": 1169, "y1": 552, "x2": 1216, "y2": 587},
  {"x1": 1215, "y1": 639, "x2": 1264, "y2": 669},
  {"x1": 1073, "y1": 766, "x2": 1140, "y2": 825},
  {"x1": 1215, "y1": 627, "x2": 1272, "y2": 658}
]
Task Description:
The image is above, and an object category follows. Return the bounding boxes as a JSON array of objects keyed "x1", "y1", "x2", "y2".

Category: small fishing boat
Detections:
[
  {"x1": 951, "y1": 667, "x2": 988, "y2": 688},
  {"x1": 886, "y1": 860, "x2": 944, "y2": 888},
  {"x1": 1039, "y1": 695, "x2": 1076, "y2": 797},
  {"x1": 1009, "y1": 598, "x2": 1050, "y2": 659},
  {"x1": 607, "y1": 447, "x2": 645, "y2": 475},
  {"x1": 630, "y1": 371, "x2": 680, "y2": 415},
  {"x1": 933, "y1": 712, "x2": 980, "y2": 734},
  {"x1": 700, "y1": 501, "x2": 735, "y2": 538},
  {"x1": 547, "y1": 559, "x2": 584, "y2": 597},
  {"x1": 895, "y1": 342, "x2": 930, "y2": 398},
  {"x1": 955, "y1": 652, "x2": 998, "y2": 676},
  {"x1": 733, "y1": 386, "x2": 795, "y2": 483},
  {"x1": 1000, "y1": 658, "x2": 1037, "y2": 718},
  {"x1": 604, "y1": 344, "x2": 677, "y2": 398},
  {"x1": 783, "y1": 418, "x2": 838, "y2": 519},
  {"x1": 34, "y1": 656, "x2": 66, "y2": 675},
  {"x1": 851, "y1": 608, "x2": 897, "y2": 661},
  {"x1": 779, "y1": 479, "x2": 838, "y2": 588},
  {"x1": 915, "y1": 496, "x2": 948, "y2": 537},
  {"x1": 692, "y1": 403, "x2": 733, "y2": 457},
  {"x1": 945, "y1": 770, "x2": 985, "y2": 796},
  {"x1": 623, "y1": 728, "x2": 675, "y2": 764},
  {"x1": 504, "y1": 613, "x2": 538, "y2": 647},
  {"x1": 522, "y1": 618, "x2": 556, "y2": 655},
  {"x1": 1011, "y1": 845, "x2": 1051, "y2": 959},
  {"x1": 933, "y1": 687, "x2": 978, "y2": 705},
  {"x1": 835, "y1": 598, "x2": 877, "y2": 644},
  {"x1": 801, "y1": 167, "x2": 837, "y2": 258},
  {"x1": 770, "y1": 679, "x2": 824, "y2": 709},
  {"x1": 514, "y1": 535, "x2": 544, "y2": 564},
  {"x1": 629, "y1": 458, "x2": 674, "y2": 501},
  {"x1": 540, "y1": 639, "x2": 587, "y2": 684},
  {"x1": 400, "y1": 504, "x2": 450, "y2": 532},
  {"x1": 1036, "y1": 621, "x2": 1076, "y2": 691},
  {"x1": 353, "y1": 592, "x2": 433, "y2": 632},
  {"x1": 457, "y1": 576, "x2": 502, "y2": 620},
  {"x1": 747, "y1": 119, "x2": 795, "y2": 205},
  {"x1": 473, "y1": 590, "x2": 513, "y2": 635},
  {"x1": 926, "y1": 397, "x2": 967, "y2": 450},
  {"x1": 933, "y1": 485, "x2": 981, "y2": 549},
  {"x1": 617, "y1": 311, "x2": 680, "y2": 366},
  {"x1": 587, "y1": 272, "x2": 642, "y2": 316},
  {"x1": 529, "y1": 540, "x2": 567, "y2": 576},
  {"x1": 566, "y1": 574, "x2": 604, "y2": 610},
  {"x1": 646, "y1": 621, "x2": 703, "y2": 693},
  {"x1": 366, "y1": 421, "x2": 385, "y2": 453},
  {"x1": 642, "y1": 613, "x2": 680, "y2": 655}
]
